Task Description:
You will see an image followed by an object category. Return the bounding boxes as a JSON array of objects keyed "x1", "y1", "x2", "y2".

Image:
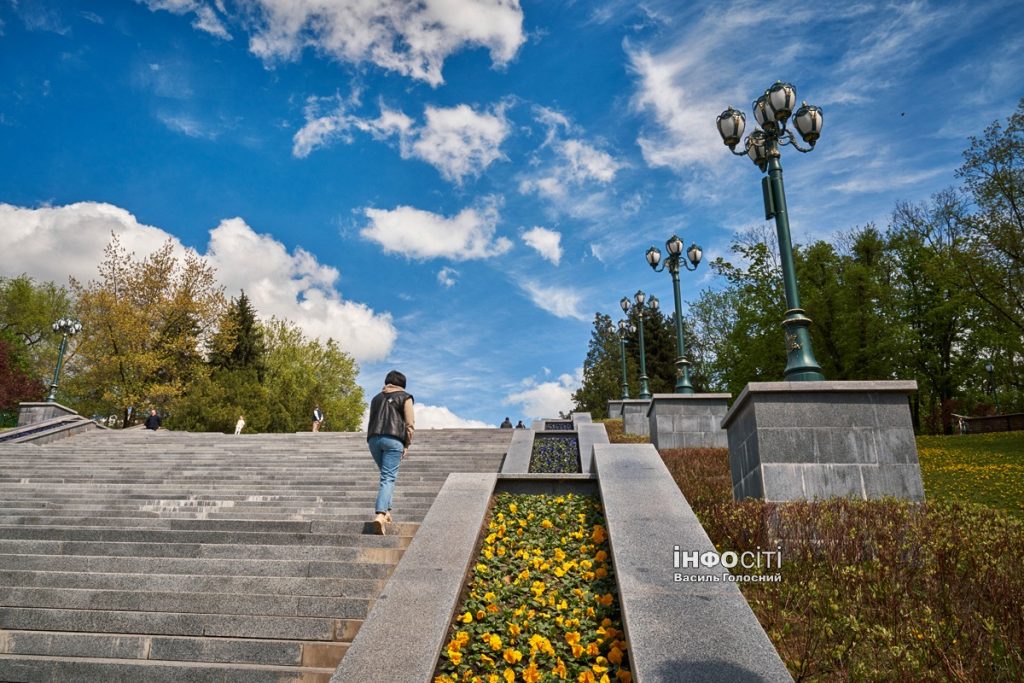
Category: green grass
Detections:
[{"x1": 918, "y1": 432, "x2": 1024, "y2": 518}]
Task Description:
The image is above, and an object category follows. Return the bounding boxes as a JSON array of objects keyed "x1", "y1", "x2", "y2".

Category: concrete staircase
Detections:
[{"x1": 0, "y1": 428, "x2": 511, "y2": 682}]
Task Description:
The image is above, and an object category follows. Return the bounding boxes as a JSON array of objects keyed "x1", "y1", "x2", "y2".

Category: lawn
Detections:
[{"x1": 918, "y1": 432, "x2": 1024, "y2": 518}]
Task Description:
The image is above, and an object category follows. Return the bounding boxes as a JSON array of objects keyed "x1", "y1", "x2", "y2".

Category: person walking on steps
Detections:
[
  {"x1": 234, "y1": 415, "x2": 245, "y2": 435},
  {"x1": 366, "y1": 370, "x2": 415, "y2": 535},
  {"x1": 312, "y1": 405, "x2": 324, "y2": 432}
]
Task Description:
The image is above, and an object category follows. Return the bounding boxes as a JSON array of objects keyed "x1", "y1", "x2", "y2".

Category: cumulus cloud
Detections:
[
  {"x1": 517, "y1": 280, "x2": 586, "y2": 320},
  {"x1": 361, "y1": 200, "x2": 512, "y2": 261},
  {"x1": 504, "y1": 371, "x2": 581, "y2": 420},
  {"x1": 0, "y1": 202, "x2": 395, "y2": 362},
  {"x1": 294, "y1": 100, "x2": 508, "y2": 185},
  {"x1": 144, "y1": 0, "x2": 524, "y2": 86},
  {"x1": 521, "y1": 226, "x2": 562, "y2": 265},
  {"x1": 437, "y1": 266, "x2": 459, "y2": 287}
]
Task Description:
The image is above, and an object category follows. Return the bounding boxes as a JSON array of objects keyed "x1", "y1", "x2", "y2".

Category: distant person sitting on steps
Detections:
[
  {"x1": 312, "y1": 405, "x2": 324, "y2": 432},
  {"x1": 144, "y1": 408, "x2": 161, "y2": 431},
  {"x1": 515, "y1": 420, "x2": 526, "y2": 429},
  {"x1": 500, "y1": 416, "x2": 513, "y2": 428},
  {"x1": 235, "y1": 415, "x2": 245, "y2": 435},
  {"x1": 366, "y1": 370, "x2": 415, "y2": 535}
]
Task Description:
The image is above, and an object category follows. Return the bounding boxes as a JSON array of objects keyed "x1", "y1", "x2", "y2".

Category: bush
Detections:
[{"x1": 661, "y1": 448, "x2": 1024, "y2": 682}]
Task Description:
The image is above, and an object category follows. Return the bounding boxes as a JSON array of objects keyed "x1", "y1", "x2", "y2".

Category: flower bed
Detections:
[
  {"x1": 435, "y1": 493, "x2": 632, "y2": 683},
  {"x1": 544, "y1": 421, "x2": 574, "y2": 431},
  {"x1": 529, "y1": 435, "x2": 581, "y2": 474}
]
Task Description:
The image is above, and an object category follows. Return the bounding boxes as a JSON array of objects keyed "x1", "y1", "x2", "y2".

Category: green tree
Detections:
[
  {"x1": 261, "y1": 318, "x2": 364, "y2": 432},
  {"x1": 571, "y1": 313, "x2": 634, "y2": 417},
  {"x1": 0, "y1": 275, "x2": 73, "y2": 385},
  {"x1": 956, "y1": 98, "x2": 1024, "y2": 410}
]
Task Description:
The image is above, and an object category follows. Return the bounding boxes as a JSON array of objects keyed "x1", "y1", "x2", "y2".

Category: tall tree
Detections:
[
  {"x1": 571, "y1": 313, "x2": 634, "y2": 417},
  {"x1": 68, "y1": 235, "x2": 225, "y2": 425}
]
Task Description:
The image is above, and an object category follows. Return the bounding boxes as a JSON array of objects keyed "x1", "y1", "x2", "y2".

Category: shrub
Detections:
[{"x1": 661, "y1": 448, "x2": 1024, "y2": 682}]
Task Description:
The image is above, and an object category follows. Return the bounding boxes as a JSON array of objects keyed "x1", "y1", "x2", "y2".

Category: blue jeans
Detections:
[{"x1": 368, "y1": 435, "x2": 404, "y2": 514}]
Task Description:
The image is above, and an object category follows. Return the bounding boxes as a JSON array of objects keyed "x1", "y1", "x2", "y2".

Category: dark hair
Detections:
[{"x1": 385, "y1": 370, "x2": 406, "y2": 388}]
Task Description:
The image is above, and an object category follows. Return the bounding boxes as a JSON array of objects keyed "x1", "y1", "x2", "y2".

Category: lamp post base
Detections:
[
  {"x1": 673, "y1": 357, "x2": 695, "y2": 394},
  {"x1": 781, "y1": 309, "x2": 825, "y2": 381}
]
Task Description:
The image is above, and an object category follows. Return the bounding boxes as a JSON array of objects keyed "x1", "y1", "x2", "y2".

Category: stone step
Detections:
[
  {"x1": 0, "y1": 607, "x2": 361, "y2": 641},
  {"x1": 0, "y1": 554, "x2": 393, "y2": 579},
  {"x1": 0, "y1": 630, "x2": 348, "y2": 668},
  {"x1": 0, "y1": 586, "x2": 371, "y2": 619},
  {"x1": 0, "y1": 517, "x2": 420, "y2": 536},
  {"x1": 0, "y1": 653, "x2": 337, "y2": 683},
  {"x1": 0, "y1": 540, "x2": 407, "y2": 563},
  {"x1": 0, "y1": 525, "x2": 412, "y2": 547},
  {"x1": 0, "y1": 570, "x2": 385, "y2": 597},
  {"x1": 0, "y1": 505, "x2": 431, "y2": 522}
]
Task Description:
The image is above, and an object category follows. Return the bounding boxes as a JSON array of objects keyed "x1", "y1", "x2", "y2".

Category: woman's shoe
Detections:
[
  {"x1": 384, "y1": 511, "x2": 393, "y2": 524},
  {"x1": 373, "y1": 512, "x2": 387, "y2": 536}
]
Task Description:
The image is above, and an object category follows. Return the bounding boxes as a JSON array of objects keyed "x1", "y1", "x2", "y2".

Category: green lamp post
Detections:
[
  {"x1": 46, "y1": 317, "x2": 82, "y2": 402},
  {"x1": 646, "y1": 236, "x2": 703, "y2": 393},
  {"x1": 985, "y1": 362, "x2": 1000, "y2": 413},
  {"x1": 716, "y1": 81, "x2": 825, "y2": 381},
  {"x1": 621, "y1": 292, "x2": 658, "y2": 399},
  {"x1": 616, "y1": 319, "x2": 636, "y2": 400}
]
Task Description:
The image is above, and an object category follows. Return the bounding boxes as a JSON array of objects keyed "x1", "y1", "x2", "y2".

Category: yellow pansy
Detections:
[
  {"x1": 503, "y1": 648, "x2": 523, "y2": 664},
  {"x1": 460, "y1": 611, "x2": 474, "y2": 623}
]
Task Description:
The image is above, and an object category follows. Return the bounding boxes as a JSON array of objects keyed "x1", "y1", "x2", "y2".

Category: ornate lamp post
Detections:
[
  {"x1": 647, "y1": 236, "x2": 703, "y2": 393},
  {"x1": 985, "y1": 362, "x2": 1000, "y2": 413},
  {"x1": 616, "y1": 319, "x2": 636, "y2": 400},
  {"x1": 621, "y1": 292, "x2": 658, "y2": 399},
  {"x1": 47, "y1": 317, "x2": 82, "y2": 402},
  {"x1": 716, "y1": 81, "x2": 825, "y2": 381}
]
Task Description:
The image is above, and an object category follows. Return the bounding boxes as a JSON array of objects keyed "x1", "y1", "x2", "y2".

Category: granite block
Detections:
[
  {"x1": 593, "y1": 444, "x2": 791, "y2": 682},
  {"x1": 724, "y1": 381, "x2": 924, "y2": 502}
]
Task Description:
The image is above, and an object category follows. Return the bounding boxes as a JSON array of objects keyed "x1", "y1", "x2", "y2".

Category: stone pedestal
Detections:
[
  {"x1": 17, "y1": 402, "x2": 78, "y2": 427},
  {"x1": 721, "y1": 381, "x2": 924, "y2": 502},
  {"x1": 647, "y1": 393, "x2": 731, "y2": 450},
  {"x1": 620, "y1": 399, "x2": 651, "y2": 436},
  {"x1": 606, "y1": 400, "x2": 623, "y2": 421}
]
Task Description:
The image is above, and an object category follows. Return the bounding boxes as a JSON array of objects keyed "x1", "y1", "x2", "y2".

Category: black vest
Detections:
[{"x1": 367, "y1": 390, "x2": 413, "y2": 445}]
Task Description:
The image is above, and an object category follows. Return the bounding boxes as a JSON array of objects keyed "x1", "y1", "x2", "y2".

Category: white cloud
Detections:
[
  {"x1": 361, "y1": 201, "x2": 513, "y2": 261},
  {"x1": 521, "y1": 226, "x2": 562, "y2": 265},
  {"x1": 414, "y1": 404, "x2": 494, "y2": 429},
  {"x1": 504, "y1": 371, "x2": 581, "y2": 420},
  {"x1": 408, "y1": 104, "x2": 509, "y2": 184},
  {"x1": 0, "y1": 202, "x2": 395, "y2": 362},
  {"x1": 294, "y1": 100, "x2": 508, "y2": 185},
  {"x1": 140, "y1": 0, "x2": 231, "y2": 39},
  {"x1": 519, "y1": 108, "x2": 622, "y2": 204},
  {"x1": 149, "y1": 0, "x2": 524, "y2": 86},
  {"x1": 156, "y1": 111, "x2": 219, "y2": 139},
  {"x1": 437, "y1": 266, "x2": 459, "y2": 287},
  {"x1": 358, "y1": 402, "x2": 492, "y2": 429},
  {"x1": 518, "y1": 280, "x2": 586, "y2": 320}
]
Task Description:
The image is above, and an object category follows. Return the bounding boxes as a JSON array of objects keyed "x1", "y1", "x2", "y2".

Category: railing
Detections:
[{"x1": 952, "y1": 413, "x2": 1024, "y2": 434}]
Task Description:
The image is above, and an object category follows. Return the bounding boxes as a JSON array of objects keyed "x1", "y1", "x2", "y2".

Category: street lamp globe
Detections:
[
  {"x1": 645, "y1": 246, "x2": 662, "y2": 269},
  {"x1": 746, "y1": 130, "x2": 768, "y2": 167},
  {"x1": 766, "y1": 82, "x2": 797, "y2": 124},
  {"x1": 716, "y1": 107, "x2": 746, "y2": 149},
  {"x1": 648, "y1": 296, "x2": 660, "y2": 312},
  {"x1": 753, "y1": 94, "x2": 771, "y2": 127},
  {"x1": 665, "y1": 235, "x2": 684, "y2": 256},
  {"x1": 687, "y1": 243, "x2": 703, "y2": 268},
  {"x1": 620, "y1": 296, "x2": 631, "y2": 313},
  {"x1": 793, "y1": 102, "x2": 823, "y2": 145},
  {"x1": 634, "y1": 290, "x2": 646, "y2": 307},
  {"x1": 985, "y1": 362, "x2": 994, "y2": 373}
]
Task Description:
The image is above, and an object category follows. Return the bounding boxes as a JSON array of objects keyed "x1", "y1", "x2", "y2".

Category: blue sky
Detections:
[{"x1": 2, "y1": 0, "x2": 1022, "y2": 426}]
